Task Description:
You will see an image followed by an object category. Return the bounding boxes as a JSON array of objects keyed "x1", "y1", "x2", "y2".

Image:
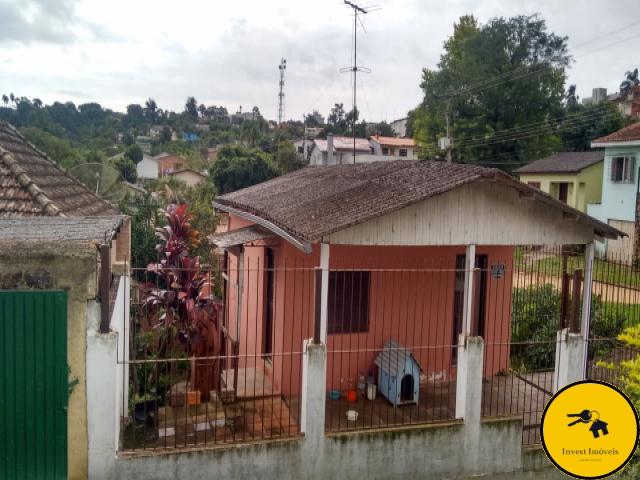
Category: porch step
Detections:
[{"x1": 221, "y1": 367, "x2": 279, "y2": 400}]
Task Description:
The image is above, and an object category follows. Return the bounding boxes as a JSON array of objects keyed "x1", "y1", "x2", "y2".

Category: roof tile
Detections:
[{"x1": 593, "y1": 122, "x2": 640, "y2": 144}]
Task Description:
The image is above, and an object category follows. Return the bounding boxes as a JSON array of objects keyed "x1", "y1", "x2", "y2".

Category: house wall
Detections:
[
  {"x1": 518, "y1": 162, "x2": 603, "y2": 213},
  {"x1": 587, "y1": 146, "x2": 640, "y2": 259},
  {"x1": 170, "y1": 171, "x2": 205, "y2": 187},
  {"x1": 224, "y1": 215, "x2": 512, "y2": 397},
  {"x1": 0, "y1": 241, "x2": 98, "y2": 480},
  {"x1": 369, "y1": 140, "x2": 417, "y2": 160},
  {"x1": 136, "y1": 156, "x2": 158, "y2": 180}
]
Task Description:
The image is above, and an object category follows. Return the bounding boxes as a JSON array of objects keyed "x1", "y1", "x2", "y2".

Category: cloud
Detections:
[{"x1": 0, "y1": 0, "x2": 120, "y2": 45}]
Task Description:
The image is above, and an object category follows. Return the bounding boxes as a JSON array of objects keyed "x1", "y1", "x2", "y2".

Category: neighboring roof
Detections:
[
  {"x1": 167, "y1": 168, "x2": 206, "y2": 178},
  {"x1": 155, "y1": 152, "x2": 170, "y2": 159},
  {"x1": 369, "y1": 136, "x2": 416, "y2": 148},
  {"x1": 157, "y1": 155, "x2": 185, "y2": 166},
  {"x1": 215, "y1": 160, "x2": 623, "y2": 244},
  {"x1": 140, "y1": 154, "x2": 157, "y2": 163},
  {"x1": 0, "y1": 120, "x2": 119, "y2": 217},
  {"x1": 0, "y1": 215, "x2": 126, "y2": 242},
  {"x1": 374, "y1": 339, "x2": 422, "y2": 376},
  {"x1": 515, "y1": 152, "x2": 604, "y2": 174},
  {"x1": 209, "y1": 224, "x2": 273, "y2": 248},
  {"x1": 314, "y1": 137, "x2": 371, "y2": 152},
  {"x1": 592, "y1": 123, "x2": 640, "y2": 145},
  {"x1": 125, "y1": 182, "x2": 146, "y2": 194}
]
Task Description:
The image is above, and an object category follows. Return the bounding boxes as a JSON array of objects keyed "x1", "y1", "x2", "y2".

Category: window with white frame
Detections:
[
  {"x1": 399, "y1": 149, "x2": 408, "y2": 157},
  {"x1": 610, "y1": 156, "x2": 635, "y2": 183}
]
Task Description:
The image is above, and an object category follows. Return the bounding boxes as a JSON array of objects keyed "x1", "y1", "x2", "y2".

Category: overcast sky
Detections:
[{"x1": 0, "y1": 0, "x2": 638, "y2": 123}]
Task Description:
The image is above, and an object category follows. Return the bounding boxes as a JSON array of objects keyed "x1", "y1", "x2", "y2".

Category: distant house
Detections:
[
  {"x1": 137, "y1": 154, "x2": 159, "y2": 180},
  {"x1": 614, "y1": 86, "x2": 640, "y2": 120},
  {"x1": 515, "y1": 151, "x2": 604, "y2": 213},
  {"x1": 588, "y1": 122, "x2": 640, "y2": 262},
  {"x1": 183, "y1": 132, "x2": 198, "y2": 142},
  {"x1": 390, "y1": 117, "x2": 408, "y2": 137},
  {"x1": 167, "y1": 168, "x2": 206, "y2": 187},
  {"x1": 156, "y1": 155, "x2": 185, "y2": 178},
  {"x1": 309, "y1": 136, "x2": 372, "y2": 165},
  {"x1": 206, "y1": 148, "x2": 219, "y2": 162},
  {"x1": 136, "y1": 136, "x2": 152, "y2": 154},
  {"x1": 149, "y1": 125, "x2": 167, "y2": 140},
  {"x1": 368, "y1": 135, "x2": 418, "y2": 160}
]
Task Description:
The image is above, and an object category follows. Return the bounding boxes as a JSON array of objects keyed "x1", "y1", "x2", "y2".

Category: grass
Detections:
[{"x1": 517, "y1": 253, "x2": 640, "y2": 288}]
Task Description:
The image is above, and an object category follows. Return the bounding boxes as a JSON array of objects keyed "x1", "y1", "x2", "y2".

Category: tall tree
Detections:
[
  {"x1": 185, "y1": 97, "x2": 198, "y2": 119},
  {"x1": 252, "y1": 105, "x2": 261, "y2": 118},
  {"x1": 209, "y1": 145, "x2": 279, "y2": 194},
  {"x1": 2, "y1": 95, "x2": 8, "y2": 107},
  {"x1": 275, "y1": 141, "x2": 306, "y2": 173},
  {"x1": 33, "y1": 98, "x2": 43, "y2": 109},
  {"x1": 198, "y1": 104, "x2": 206, "y2": 118},
  {"x1": 145, "y1": 98, "x2": 158, "y2": 124},
  {"x1": 620, "y1": 68, "x2": 639, "y2": 95},
  {"x1": 9, "y1": 93, "x2": 14, "y2": 108},
  {"x1": 412, "y1": 14, "x2": 570, "y2": 171},
  {"x1": 124, "y1": 104, "x2": 146, "y2": 130},
  {"x1": 124, "y1": 144, "x2": 144, "y2": 164}
]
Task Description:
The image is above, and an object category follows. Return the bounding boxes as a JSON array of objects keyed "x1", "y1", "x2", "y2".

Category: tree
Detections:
[
  {"x1": 145, "y1": 98, "x2": 157, "y2": 124},
  {"x1": 124, "y1": 104, "x2": 146, "y2": 130},
  {"x1": 184, "y1": 181, "x2": 219, "y2": 265},
  {"x1": 252, "y1": 106, "x2": 261, "y2": 118},
  {"x1": 124, "y1": 144, "x2": 144, "y2": 164},
  {"x1": 115, "y1": 156, "x2": 138, "y2": 183},
  {"x1": 275, "y1": 141, "x2": 306, "y2": 173},
  {"x1": 185, "y1": 97, "x2": 198, "y2": 119},
  {"x1": 411, "y1": 14, "x2": 570, "y2": 171},
  {"x1": 368, "y1": 121, "x2": 395, "y2": 137},
  {"x1": 328, "y1": 103, "x2": 345, "y2": 125},
  {"x1": 33, "y1": 98, "x2": 43, "y2": 109},
  {"x1": 9, "y1": 93, "x2": 14, "y2": 108},
  {"x1": 198, "y1": 104, "x2": 206, "y2": 118},
  {"x1": 620, "y1": 68, "x2": 639, "y2": 96},
  {"x1": 305, "y1": 112, "x2": 320, "y2": 127},
  {"x1": 1, "y1": 95, "x2": 8, "y2": 107},
  {"x1": 122, "y1": 132, "x2": 134, "y2": 146},
  {"x1": 240, "y1": 119, "x2": 261, "y2": 147},
  {"x1": 209, "y1": 145, "x2": 279, "y2": 194},
  {"x1": 160, "y1": 126, "x2": 172, "y2": 143},
  {"x1": 559, "y1": 101, "x2": 624, "y2": 152}
]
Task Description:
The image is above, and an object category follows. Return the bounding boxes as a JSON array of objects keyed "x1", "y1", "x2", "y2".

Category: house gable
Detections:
[{"x1": 326, "y1": 180, "x2": 596, "y2": 246}]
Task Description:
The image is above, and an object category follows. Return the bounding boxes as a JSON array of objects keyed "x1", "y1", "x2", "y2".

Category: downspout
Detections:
[{"x1": 100, "y1": 243, "x2": 111, "y2": 333}]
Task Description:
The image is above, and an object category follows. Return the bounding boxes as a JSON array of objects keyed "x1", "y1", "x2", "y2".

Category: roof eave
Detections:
[
  {"x1": 591, "y1": 140, "x2": 640, "y2": 148},
  {"x1": 212, "y1": 201, "x2": 312, "y2": 253}
]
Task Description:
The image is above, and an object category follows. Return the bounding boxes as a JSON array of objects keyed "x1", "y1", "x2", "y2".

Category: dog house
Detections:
[{"x1": 374, "y1": 339, "x2": 422, "y2": 408}]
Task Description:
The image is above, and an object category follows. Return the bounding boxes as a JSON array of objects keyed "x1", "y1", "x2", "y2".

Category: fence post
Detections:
[
  {"x1": 303, "y1": 344, "x2": 327, "y2": 464},
  {"x1": 553, "y1": 328, "x2": 586, "y2": 392},
  {"x1": 456, "y1": 337, "x2": 484, "y2": 422},
  {"x1": 582, "y1": 242, "x2": 595, "y2": 377},
  {"x1": 570, "y1": 269, "x2": 582, "y2": 334},
  {"x1": 560, "y1": 253, "x2": 569, "y2": 330},
  {"x1": 319, "y1": 243, "x2": 330, "y2": 343}
]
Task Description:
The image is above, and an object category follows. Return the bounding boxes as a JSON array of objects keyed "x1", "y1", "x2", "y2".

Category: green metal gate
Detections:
[{"x1": 0, "y1": 291, "x2": 68, "y2": 480}]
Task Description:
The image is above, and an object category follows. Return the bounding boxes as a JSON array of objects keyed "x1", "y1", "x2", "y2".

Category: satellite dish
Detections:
[{"x1": 69, "y1": 163, "x2": 128, "y2": 202}]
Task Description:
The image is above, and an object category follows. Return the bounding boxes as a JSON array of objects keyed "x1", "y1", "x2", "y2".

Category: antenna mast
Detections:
[
  {"x1": 277, "y1": 58, "x2": 286, "y2": 125},
  {"x1": 341, "y1": 1, "x2": 379, "y2": 163}
]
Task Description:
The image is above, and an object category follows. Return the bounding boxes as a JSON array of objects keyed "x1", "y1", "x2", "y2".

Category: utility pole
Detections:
[
  {"x1": 341, "y1": 1, "x2": 379, "y2": 163},
  {"x1": 277, "y1": 58, "x2": 286, "y2": 126},
  {"x1": 445, "y1": 97, "x2": 452, "y2": 163},
  {"x1": 437, "y1": 93, "x2": 455, "y2": 163}
]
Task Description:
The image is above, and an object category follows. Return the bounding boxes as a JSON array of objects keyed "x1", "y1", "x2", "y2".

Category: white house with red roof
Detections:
[{"x1": 368, "y1": 135, "x2": 418, "y2": 160}]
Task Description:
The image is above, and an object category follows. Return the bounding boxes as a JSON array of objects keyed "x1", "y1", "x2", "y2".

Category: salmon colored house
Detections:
[{"x1": 210, "y1": 161, "x2": 621, "y2": 401}]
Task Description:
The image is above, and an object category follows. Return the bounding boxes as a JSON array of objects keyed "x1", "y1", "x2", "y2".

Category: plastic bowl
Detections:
[
  {"x1": 346, "y1": 410, "x2": 358, "y2": 421},
  {"x1": 346, "y1": 390, "x2": 357, "y2": 402},
  {"x1": 329, "y1": 390, "x2": 340, "y2": 401}
]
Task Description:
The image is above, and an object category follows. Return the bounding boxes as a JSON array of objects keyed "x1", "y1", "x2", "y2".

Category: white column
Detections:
[
  {"x1": 456, "y1": 337, "x2": 484, "y2": 422},
  {"x1": 462, "y1": 244, "x2": 476, "y2": 336},
  {"x1": 456, "y1": 244, "x2": 476, "y2": 419},
  {"x1": 554, "y1": 328, "x2": 586, "y2": 392},
  {"x1": 581, "y1": 242, "x2": 595, "y2": 377},
  {"x1": 320, "y1": 243, "x2": 330, "y2": 343},
  {"x1": 304, "y1": 344, "x2": 327, "y2": 461}
]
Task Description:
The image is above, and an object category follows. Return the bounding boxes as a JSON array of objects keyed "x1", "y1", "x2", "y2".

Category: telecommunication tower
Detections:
[{"x1": 277, "y1": 58, "x2": 286, "y2": 125}]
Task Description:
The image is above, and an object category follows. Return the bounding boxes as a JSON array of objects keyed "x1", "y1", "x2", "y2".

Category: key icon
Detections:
[{"x1": 567, "y1": 410, "x2": 592, "y2": 426}]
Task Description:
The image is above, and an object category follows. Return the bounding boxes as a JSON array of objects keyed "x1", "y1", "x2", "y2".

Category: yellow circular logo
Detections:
[{"x1": 541, "y1": 380, "x2": 639, "y2": 479}]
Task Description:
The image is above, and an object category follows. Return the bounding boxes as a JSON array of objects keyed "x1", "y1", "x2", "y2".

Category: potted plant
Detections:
[{"x1": 139, "y1": 203, "x2": 222, "y2": 403}]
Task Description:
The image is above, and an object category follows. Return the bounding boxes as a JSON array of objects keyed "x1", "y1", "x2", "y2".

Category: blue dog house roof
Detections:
[{"x1": 374, "y1": 339, "x2": 423, "y2": 376}]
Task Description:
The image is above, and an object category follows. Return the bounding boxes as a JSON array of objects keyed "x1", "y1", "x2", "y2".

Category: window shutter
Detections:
[
  {"x1": 609, "y1": 158, "x2": 614, "y2": 182},
  {"x1": 630, "y1": 157, "x2": 636, "y2": 183}
]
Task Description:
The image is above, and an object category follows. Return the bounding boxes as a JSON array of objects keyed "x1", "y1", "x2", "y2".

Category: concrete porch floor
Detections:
[{"x1": 286, "y1": 372, "x2": 550, "y2": 446}]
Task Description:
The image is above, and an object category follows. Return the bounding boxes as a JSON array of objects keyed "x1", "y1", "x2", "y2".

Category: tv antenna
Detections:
[
  {"x1": 277, "y1": 58, "x2": 286, "y2": 125},
  {"x1": 341, "y1": 1, "x2": 380, "y2": 163}
]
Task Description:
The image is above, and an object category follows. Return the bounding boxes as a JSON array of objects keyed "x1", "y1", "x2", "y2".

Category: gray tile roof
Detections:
[
  {"x1": 0, "y1": 120, "x2": 119, "y2": 217},
  {"x1": 374, "y1": 339, "x2": 422, "y2": 377},
  {"x1": 515, "y1": 151, "x2": 605, "y2": 174},
  {"x1": 208, "y1": 224, "x2": 273, "y2": 248},
  {"x1": 0, "y1": 216, "x2": 126, "y2": 242},
  {"x1": 216, "y1": 160, "x2": 624, "y2": 244}
]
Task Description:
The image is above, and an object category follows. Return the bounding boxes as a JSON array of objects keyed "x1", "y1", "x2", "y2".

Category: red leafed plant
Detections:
[{"x1": 139, "y1": 203, "x2": 220, "y2": 357}]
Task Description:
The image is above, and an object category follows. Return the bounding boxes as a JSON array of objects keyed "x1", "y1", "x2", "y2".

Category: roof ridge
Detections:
[{"x1": 0, "y1": 147, "x2": 61, "y2": 216}]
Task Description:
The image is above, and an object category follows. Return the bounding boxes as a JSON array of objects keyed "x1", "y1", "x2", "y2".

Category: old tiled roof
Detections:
[
  {"x1": 0, "y1": 216, "x2": 126, "y2": 242},
  {"x1": 369, "y1": 136, "x2": 416, "y2": 148},
  {"x1": 592, "y1": 122, "x2": 640, "y2": 144},
  {"x1": 209, "y1": 224, "x2": 273, "y2": 248},
  {"x1": 314, "y1": 137, "x2": 372, "y2": 152},
  {"x1": 515, "y1": 151, "x2": 604, "y2": 174},
  {"x1": 215, "y1": 160, "x2": 623, "y2": 243},
  {"x1": 0, "y1": 120, "x2": 119, "y2": 217}
]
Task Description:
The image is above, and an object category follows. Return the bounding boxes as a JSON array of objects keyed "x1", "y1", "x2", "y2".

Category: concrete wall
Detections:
[
  {"x1": 137, "y1": 156, "x2": 158, "y2": 180},
  {"x1": 519, "y1": 163, "x2": 603, "y2": 213},
  {"x1": 0, "y1": 240, "x2": 98, "y2": 480}
]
